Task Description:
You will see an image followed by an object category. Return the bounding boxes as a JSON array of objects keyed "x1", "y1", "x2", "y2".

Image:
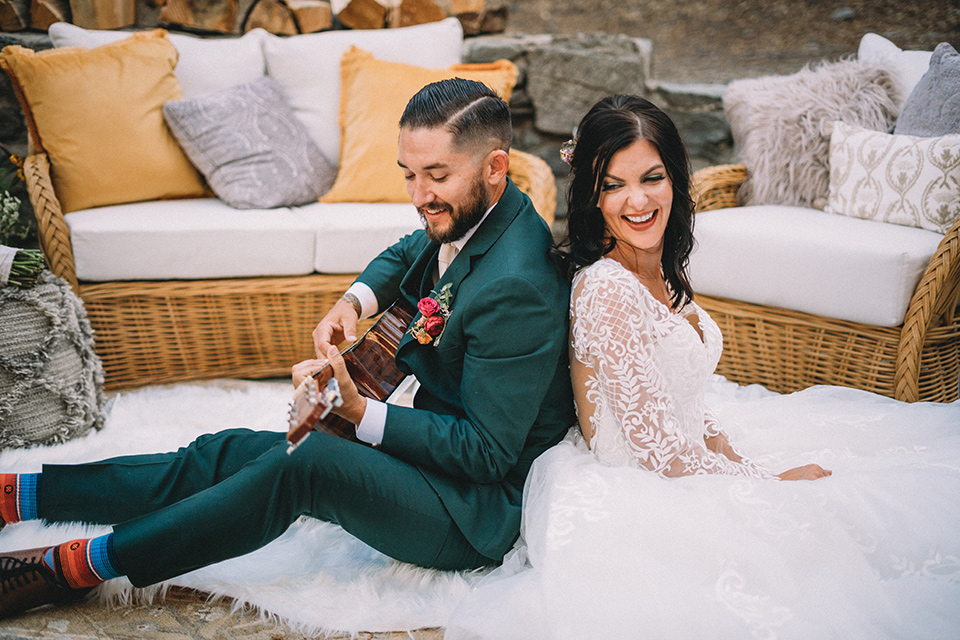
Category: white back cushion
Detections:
[
  {"x1": 295, "y1": 202, "x2": 422, "y2": 273},
  {"x1": 47, "y1": 22, "x2": 267, "y2": 100},
  {"x1": 858, "y1": 33, "x2": 933, "y2": 107},
  {"x1": 689, "y1": 205, "x2": 943, "y2": 327},
  {"x1": 262, "y1": 17, "x2": 463, "y2": 167}
]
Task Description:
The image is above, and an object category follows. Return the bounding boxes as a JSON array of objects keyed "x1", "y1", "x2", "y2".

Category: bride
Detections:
[{"x1": 445, "y1": 95, "x2": 960, "y2": 639}]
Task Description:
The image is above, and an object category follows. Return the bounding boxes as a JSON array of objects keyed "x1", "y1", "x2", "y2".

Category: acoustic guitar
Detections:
[{"x1": 285, "y1": 299, "x2": 416, "y2": 453}]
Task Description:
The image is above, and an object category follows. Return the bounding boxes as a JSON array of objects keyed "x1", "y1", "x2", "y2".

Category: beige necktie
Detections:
[{"x1": 437, "y1": 243, "x2": 458, "y2": 279}]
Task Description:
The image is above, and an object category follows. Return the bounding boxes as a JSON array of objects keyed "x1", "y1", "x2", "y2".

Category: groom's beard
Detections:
[{"x1": 420, "y1": 175, "x2": 490, "y2": 244}]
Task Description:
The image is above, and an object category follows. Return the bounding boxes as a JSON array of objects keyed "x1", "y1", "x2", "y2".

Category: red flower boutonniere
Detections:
[{"x1": 410, "y1": 283, "x2": 453, "y2": 346}]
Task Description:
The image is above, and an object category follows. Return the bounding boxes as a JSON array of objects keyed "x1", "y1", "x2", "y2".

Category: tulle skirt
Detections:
[{"x1": 445, "y1": 381, "x2": 960, "y2": 640}]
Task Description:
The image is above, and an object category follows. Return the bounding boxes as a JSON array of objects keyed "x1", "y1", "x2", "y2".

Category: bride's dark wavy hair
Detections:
[{"x1": 556, "y1": 95, "x2": 696, "y2": 310}]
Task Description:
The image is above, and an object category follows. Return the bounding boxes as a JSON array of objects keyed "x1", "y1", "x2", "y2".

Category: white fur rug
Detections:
[
  {"x1": 2, "y1": 377, "x2": 958, "y2": 637},
  {"x1": 0, "y1": 378, "x2": 485, "y2": 637}
]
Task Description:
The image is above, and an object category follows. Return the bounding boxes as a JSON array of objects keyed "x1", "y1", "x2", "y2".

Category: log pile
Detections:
[{"x1": 0, "y1": 0, "x2": 507, "y2": 35}]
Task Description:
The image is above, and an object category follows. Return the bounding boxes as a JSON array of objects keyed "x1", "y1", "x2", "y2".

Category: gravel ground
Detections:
[{"x1": 506, "y1": 0, "x2": 960, "y2": 83}]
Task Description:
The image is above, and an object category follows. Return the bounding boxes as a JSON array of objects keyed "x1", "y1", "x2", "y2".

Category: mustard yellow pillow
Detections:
[
  {"x1": 0, "y1": 31, "x2": 208, "y2": 213},
  {"x1": 320, "y1": 47, "x2": 519, "y2": 204}
]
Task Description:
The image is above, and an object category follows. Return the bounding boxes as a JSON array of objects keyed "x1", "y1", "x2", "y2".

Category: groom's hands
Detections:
[
  {"x1": 313, "y1": 296, "x2": 360, "y2": 357},
  {"x1": 291, "y1": 346, "x2": 366, "y2": 426},
  {"x1": 324, "y1": 345, "x2": 367, "y2": 425}
]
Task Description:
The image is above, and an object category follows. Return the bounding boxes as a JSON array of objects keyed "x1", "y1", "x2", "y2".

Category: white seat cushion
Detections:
[
  {"x1": 262, "y1": 17, "x2": 463, "y2": 167},
  {"x1": 48, "y1": 23, "x2": 267, "y2": 100},
  {"x1": 66, "y1": 199, "x2": 424, "y2": 281},
  {"x1": 689, "y1": 205, "x2": 943, "y2": 327},
  {"x1": 295, "y1": 202, "x2": 422, "y2": 273},
  {"x1": 67, "y1": 199, "x2": 316, "y2": 281}
]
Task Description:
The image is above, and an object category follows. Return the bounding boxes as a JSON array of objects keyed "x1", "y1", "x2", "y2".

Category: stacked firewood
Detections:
[
  {"x1": 0, "y1": 0, "x2": 507, "y2": 36},
  {"x1": 337, "y1": 0, "x2": 506, "y2": 34},
  {"x1": 0, "y1": 0, "x2": 73, "y2": 31}
]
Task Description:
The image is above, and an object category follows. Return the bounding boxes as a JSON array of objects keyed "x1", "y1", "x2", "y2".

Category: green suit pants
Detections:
[{"x1": 38, "y1": 429, "x2": 493, "y2": 586}]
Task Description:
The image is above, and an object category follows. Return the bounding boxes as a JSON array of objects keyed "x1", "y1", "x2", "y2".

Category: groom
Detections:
[{"x1": 0, "y1": 78, "x2": 575, "y2": 617}]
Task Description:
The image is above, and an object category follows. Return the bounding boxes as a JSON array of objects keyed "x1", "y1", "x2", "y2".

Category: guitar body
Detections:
[{"x1": 286, "y1": 299, "x2": 416, "y2": 451}]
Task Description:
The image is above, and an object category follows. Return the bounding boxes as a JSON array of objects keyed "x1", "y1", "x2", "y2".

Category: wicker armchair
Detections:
[
  {"x1": 691, "y1": 164, "x2": 960, "y2": 403},
  {"x1": 25, "y1": 149, "x2": 557, "y2": 391}
]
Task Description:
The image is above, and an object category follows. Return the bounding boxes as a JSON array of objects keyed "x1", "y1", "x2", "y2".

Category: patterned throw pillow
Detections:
[
  {"x1": 164, "y1": 76, "x2": 335, "y2": 209},
  {"x1": 825, "y1": 121, "x2": 960, "y2": 234}
]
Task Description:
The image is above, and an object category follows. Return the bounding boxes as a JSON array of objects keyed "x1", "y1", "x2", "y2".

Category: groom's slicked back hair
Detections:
[{"x1": 400, "y1": 77, "x2": 512, "y2": 154}]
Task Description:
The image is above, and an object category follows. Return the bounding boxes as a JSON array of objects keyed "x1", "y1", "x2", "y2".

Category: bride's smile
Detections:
[{"x1": 598, "y1": 137, "x2": 673, "y2": 261}]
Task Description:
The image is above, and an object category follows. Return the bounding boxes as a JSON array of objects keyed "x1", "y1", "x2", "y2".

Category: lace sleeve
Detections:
[
  {"x1": 571, "y1": 265, "x2": 770, "y2": 479},
  {"x1": 703, "y1": 406, "x2": 773, "y2": 477}
]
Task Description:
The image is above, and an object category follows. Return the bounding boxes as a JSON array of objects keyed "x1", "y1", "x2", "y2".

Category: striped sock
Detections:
[
  {"x1": 0, "y1": 473, "x2": 40, "y2": 524},
  {"x1": 43, "y1": 534, "x2": 123, "y2": 589}
]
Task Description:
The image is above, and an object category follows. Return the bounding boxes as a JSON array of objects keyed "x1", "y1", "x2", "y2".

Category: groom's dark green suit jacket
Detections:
[{"x1": 355, "y1": 179, "x2": 576, "y2": 559}]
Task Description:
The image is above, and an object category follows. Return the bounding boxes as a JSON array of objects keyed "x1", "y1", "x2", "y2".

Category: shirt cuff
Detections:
[
  {"x1": 355, "y1": 399, "x2": 387, "y2": 445},
  {"x1": 346, "y1": 282, "x2": 378, "y2": 320}
]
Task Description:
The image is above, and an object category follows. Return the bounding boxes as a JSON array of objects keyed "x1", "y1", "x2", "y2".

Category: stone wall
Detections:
[
  {"x1": 0, "y1": 29, "x2": 734, "y2": 230},
  {"x1": 463, "y1": 32, "x2": 733, "y2": 218}
]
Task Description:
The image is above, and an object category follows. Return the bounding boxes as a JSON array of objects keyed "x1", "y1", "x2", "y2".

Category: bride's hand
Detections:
[{"x1": 777, "y1": 464, "x2": 833, "y2": 481}]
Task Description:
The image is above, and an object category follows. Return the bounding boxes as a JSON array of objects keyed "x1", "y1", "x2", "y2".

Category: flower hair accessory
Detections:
[
  {"x1": 409, "y1": 283, "x2": 453, "y2": 346},
  {"x1": 559, "y1": 126, "x2": 578, "y2": 166},
  {"x1": 559, "y1": 139, "x2": 575, "y2": 166}
]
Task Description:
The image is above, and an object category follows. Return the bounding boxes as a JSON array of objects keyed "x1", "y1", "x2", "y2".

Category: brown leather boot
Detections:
[{"x1": 0, "y1": 547, "x2": 91, "y2": 618}]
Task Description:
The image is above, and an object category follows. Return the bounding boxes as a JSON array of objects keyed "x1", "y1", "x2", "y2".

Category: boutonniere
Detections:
[{"x1": 409, "y1": 283, "x2": 453, "y2": 346}]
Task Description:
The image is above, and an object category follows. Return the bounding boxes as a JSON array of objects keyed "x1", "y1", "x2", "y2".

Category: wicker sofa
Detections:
[
  {"x1": 685, "y1": 34, "x2": 960, "y2": 404},
  {"x1": 13, "y1": 19, "x2": 557, "y2": 391},
  {"x1": 691, "y1": 164, "x2": 959, "y2": 403}
]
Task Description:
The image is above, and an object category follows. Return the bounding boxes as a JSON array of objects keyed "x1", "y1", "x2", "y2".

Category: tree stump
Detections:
[
  {"x1": 336, "y1": 0, "x2": 386, "y2": 29},
  {"x1": 159, "y1": 0, "x2": 238, "y2": 33}
]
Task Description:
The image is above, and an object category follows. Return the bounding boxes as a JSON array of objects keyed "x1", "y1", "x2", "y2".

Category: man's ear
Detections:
[{"x1": 484, "y1": 149, "x2": 510, "y2": 185}]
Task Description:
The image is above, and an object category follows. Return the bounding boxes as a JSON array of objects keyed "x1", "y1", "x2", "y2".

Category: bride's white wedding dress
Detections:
[{"x1": 445, "y1": 258, "x2": 960, "y2": 640}]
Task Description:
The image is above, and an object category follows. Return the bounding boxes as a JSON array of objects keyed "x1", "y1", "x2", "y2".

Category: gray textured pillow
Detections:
[
  {"x1": 0, "y1": 271, "x2": 105, "y2": 449},
  {"x1": 163, "y1": 76, "x2": 335, "y2": 209},
  {"x1": 724, "y1": 58, "x2": 898, "y2": 209},
  {"x1": 895, "y1": 42, "x2": 960, "y2": 137}
]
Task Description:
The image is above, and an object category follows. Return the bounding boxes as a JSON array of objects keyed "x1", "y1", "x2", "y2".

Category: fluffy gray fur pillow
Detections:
[
  {"x1": 895, "y1": 42, "x2": 960, "y2": 137},
  {"x1": 724, "y1": 58, "x2": 899, "y2": 209}
]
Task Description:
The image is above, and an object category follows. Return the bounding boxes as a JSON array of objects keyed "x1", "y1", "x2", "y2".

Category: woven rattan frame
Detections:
[
  {"x1": 25, "y1": 149, "x2": 557, "y2": 390},
  {"x1": 691, "y1": 164, "x2": 960, "y2": 403}
]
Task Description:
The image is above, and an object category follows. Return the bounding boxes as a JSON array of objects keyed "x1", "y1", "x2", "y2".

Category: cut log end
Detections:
[
  {"x1": 159, "y1": 0, "x2": 238, "y2": 34},
  {"x1": 388, "y1": 0, "x2": 445, "y2": 28},
  {"x1": 31, "y1": 0, "x2": 72, "y2": 30},
  {"x1": 336, "y1": 0, "x2": 386, "y2": 29},
  {"x1": 0, "y1": 0, "x2": 30, "y2": 31}
]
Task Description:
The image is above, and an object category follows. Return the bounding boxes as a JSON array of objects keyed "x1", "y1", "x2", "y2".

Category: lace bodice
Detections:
[{"x1": 570, "y1": 258, "x2": 769, "y2": 478}]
